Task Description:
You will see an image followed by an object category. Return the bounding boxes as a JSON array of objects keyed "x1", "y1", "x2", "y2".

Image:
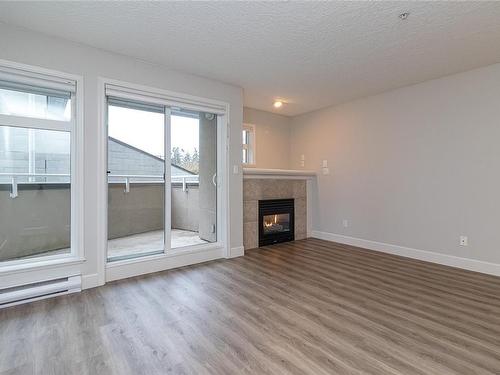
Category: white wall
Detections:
[
  {"x1": 243, "y1": 107, "x2": 290, "y2": 169},
  {"x1": 0, "y1": 23, "x2": 243, "y2": 286},
  {"x1": 290, "y1": 63, "x2": 500, "y2": 267}
]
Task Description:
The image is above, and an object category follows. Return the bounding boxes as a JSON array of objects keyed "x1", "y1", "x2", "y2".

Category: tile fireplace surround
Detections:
[{"x1": 243, "y1": 168, "x2": 316, "y2": 250}]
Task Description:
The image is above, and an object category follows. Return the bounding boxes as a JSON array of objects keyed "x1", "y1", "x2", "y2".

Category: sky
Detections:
[{"x1": 108, "y1": 105, "x2": 200, "y2": 159}]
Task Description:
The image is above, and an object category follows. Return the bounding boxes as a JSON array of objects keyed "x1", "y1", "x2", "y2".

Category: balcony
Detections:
[{"x1": 0, "y1": 173, "x2": 207, "y2": 262}]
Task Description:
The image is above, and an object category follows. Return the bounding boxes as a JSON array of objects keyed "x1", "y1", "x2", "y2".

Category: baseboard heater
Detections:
[{"x1": 0, "y1": 275, "x2": 81, "y2": 309}]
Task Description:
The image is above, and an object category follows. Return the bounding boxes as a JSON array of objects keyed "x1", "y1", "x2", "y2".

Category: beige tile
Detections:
[
  {"x1": 261, "y1": 180, "x2": 294, "y2": 199},
  {"x1": 295, "y1": 197, "x2": 307, "y2": 239},
  {"x1": 244, "y1": 221, "x2": 258, "y2": 250},
  {"x1": 295, "y1": 197, "x2": 307, "y2": 219},
  {"x1": 295, "y1": 231, "x2": 307, "y2": 240},
  {"x1": 243, "y1": 180, "x2": 261, "y2": 201},
  {"x1": 260, "y1": 180, "x2": 278, "y2": 199},
  {"x1": 243, "y1": 200, "x2": 258, "y2": 223},
  {"x1": 292, "y1": 180, "x2": 307, "y2": 198}
]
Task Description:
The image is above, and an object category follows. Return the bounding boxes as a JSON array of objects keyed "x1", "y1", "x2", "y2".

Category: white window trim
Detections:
[
  {"x1": 97, "y1": 77, "x2": 230, "y2": 284},
  {"x1": 0, "y1": 114, "x2": 72, "y2": 132},
  {"x1": 0, "y1": 59, "x2": 85, "y2": 280},
  {"x1": 242, "y1": 123, "x2": 256, "y2": 166}
]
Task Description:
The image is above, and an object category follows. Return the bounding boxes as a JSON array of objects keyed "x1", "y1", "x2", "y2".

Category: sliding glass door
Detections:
[
  {"x1": 106, "y1": 95, "x2": 218, "y2": 261},
  {"x1": 106, "y1": 99, "x2": 166, "y2": 261},
  {"x1": 170, "y1": 110, "x2": 217, "y2": 249}
]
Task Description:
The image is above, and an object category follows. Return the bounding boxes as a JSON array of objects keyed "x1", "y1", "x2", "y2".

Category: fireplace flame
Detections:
[{"x1": 264, "y1": 214, "x2": 280, "y2": 229}]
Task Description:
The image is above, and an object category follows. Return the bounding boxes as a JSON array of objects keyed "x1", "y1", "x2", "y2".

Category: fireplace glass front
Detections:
[
  {"x1": 262, "y1": 213, "x2": 291, "y2": 235},
  {"x1": 258, "y1": 199, "x2": 294, "y2": 246}
]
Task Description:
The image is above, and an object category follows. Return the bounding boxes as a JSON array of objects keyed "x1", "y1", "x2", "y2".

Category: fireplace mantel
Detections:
[{"x1": 243, "y1": 168, "x2": 316, "y2": 180}]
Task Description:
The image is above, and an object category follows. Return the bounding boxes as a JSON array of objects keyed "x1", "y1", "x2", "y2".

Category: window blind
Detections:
[
  {"x1": 105, "y1": 83, "x2": 226, "y2": 115},
  {"x1": 0, "y1": 66, "x2": 75, "y2": 98}
]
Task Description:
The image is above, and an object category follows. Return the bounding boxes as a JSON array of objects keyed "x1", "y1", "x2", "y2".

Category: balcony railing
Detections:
[
  {"x1": 108, "y1": 174, "x2": 199, "y2": 193},
  {"x1": 0, "y1": 172, "x2": 200, "y2": 198},
  {"x1": 0, "y1": 173, "x2": 71, "y2": 198}
]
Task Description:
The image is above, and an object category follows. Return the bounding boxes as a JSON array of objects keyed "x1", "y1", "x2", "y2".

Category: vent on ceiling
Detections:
[{"x1": 0, "y1": 275, "x2": 81, "y2": 309}]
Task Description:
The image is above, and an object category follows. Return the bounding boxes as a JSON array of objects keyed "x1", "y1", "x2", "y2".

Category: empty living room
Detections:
[{"x1": 1, "y1": 1, "x2": 500, "y2": 374}]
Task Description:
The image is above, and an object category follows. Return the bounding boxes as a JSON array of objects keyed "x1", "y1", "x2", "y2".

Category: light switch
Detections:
[
  {"x1": 233, "y1": 165, "x2": 239, "y2": 174},
  {"x1": 322, "y1": 159, "x2": 328, "y2": 168}
]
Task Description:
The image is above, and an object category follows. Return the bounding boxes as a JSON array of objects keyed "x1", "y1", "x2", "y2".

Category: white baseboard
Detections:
[
  {"x1": 229, "y1": 246, "x2": 245, "y2": 258},
  {"x1": 311, "y1": 231, "x2": 500, "y2": 277},
  {"x1": 81, "y1": 273, "x2": 102, "y2": 290}
]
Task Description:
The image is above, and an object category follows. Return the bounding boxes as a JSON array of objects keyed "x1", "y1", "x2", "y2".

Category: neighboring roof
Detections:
[
  {"x1": 109, "y1": 136, "x2": 164, "y2": 162},
  {"x1": 170, "y1": 162, "x2": 196, "y2": 175},
  {"x1": 109, "y1": 137, "x2": 195, "y2": 175}
]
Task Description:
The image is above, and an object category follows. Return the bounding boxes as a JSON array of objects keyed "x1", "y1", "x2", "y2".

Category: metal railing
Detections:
[
  {"x1": 0, "y1": 173, "x2": 70, "y2": 198},
  {"x1": 0, "y1": 172, "x2": 199, "y2": 198},
  {"x1": 171, "y1": 175, "x2": 200, "y2": 192},
  {"x1": 108, "y1": 174, "x2": 199, "y2": 193}
]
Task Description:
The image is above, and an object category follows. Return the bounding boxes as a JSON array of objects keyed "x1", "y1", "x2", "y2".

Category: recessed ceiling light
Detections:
[
  {"x1": 273, "y1": 100, "x2": 283, "y2": 108},
  {"x1": 399, "y1": 12, "x2": 410, "y2": 20}
]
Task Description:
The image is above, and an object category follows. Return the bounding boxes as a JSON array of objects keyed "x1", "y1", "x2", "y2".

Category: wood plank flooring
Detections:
[{"x1": 1, "y1": 238, "x2": 500, "y2": 375}]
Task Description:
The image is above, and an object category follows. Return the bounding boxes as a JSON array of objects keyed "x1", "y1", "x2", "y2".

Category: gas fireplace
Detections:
[{"x1": 258, "y1": 199, "x2": 294, "y2": 246}]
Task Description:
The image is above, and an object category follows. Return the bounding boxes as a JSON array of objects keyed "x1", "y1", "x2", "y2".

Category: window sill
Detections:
[
  {"x1": 0, "y1": 255, "x2": 85, "y2": 276},
  {"x1": 104, "y1": 242, "x2": 226, "y2": 283},
  {"x1": 106, "y1": 242, "x2": 224, "y2": 268}
]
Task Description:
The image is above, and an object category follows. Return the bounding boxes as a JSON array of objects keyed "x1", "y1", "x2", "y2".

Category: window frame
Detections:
[
  {"x1": 242, "y1": 123, "x2": 256, "y2": 166},
  {"x1": 0, "y1": 59, "x2": 84, "y2": 274}
]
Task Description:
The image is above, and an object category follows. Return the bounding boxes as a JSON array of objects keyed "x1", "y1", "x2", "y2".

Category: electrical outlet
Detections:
[
  {"x1": 300, "y1": 160, "x2": 305, "y2": 167},
  {"x1": 342, "y1": 219, "x2": 349, "y2": 228},
  {"x1": 322, "y1": 167, "x2": 330, "y2": 175},
  {"x1": 233, "y1": 165, "x2": 239, "y2": 174},
  {"x1": 459, "y1": 236, "x2": 468, "y2": 246}
]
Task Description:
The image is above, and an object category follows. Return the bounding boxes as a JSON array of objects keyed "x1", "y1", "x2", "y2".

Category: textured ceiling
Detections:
[{"x1": 1, "y1": 2, "x2": 500, "y2": 116}]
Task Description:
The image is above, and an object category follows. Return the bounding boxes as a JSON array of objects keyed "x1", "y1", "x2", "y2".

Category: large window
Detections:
[
  {"x1": 0, "y1": 87, "x2": 71, "y2": 121},
  {"x1": 0, "y1": 67, "x2": 77, "y2": 264},
  {"x1": 105, "y1": 86, "x2": 219, "y2": 262}
]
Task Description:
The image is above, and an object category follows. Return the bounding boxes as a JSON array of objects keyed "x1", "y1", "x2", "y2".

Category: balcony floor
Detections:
[
  {"x1": 108, "y1": 229, "x2": 207, "y2": 259},
  {"x1": 4, "y1": 229, "x2": 207, "y2": 263}
]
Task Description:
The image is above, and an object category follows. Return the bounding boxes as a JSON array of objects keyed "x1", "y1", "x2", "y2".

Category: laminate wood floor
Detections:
[{"x1": 2, "y1": 238, "x2": 500, "y2": 375}]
